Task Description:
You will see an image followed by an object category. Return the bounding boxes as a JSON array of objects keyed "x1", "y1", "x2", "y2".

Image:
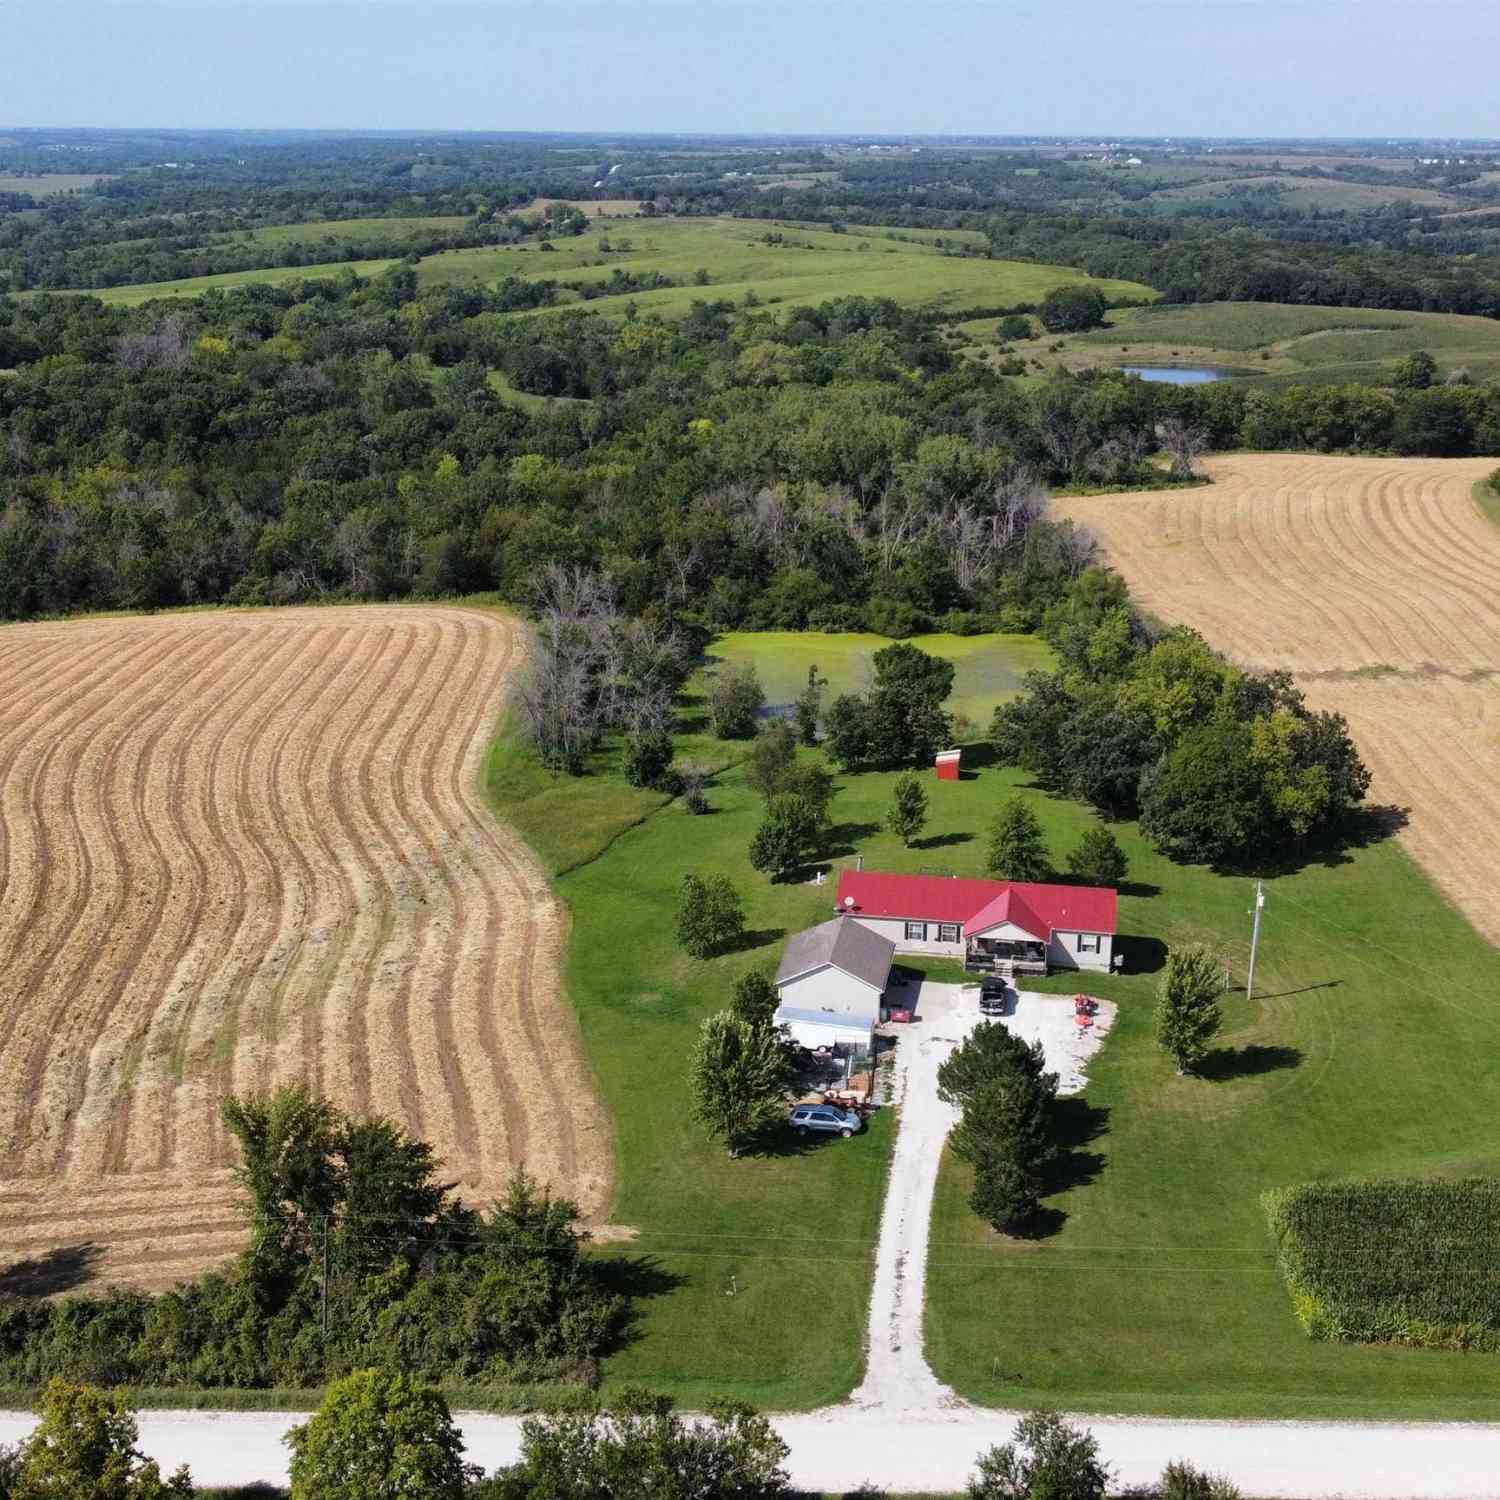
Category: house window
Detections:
[
  {"x1": 937, "y1": 923, "x2": 961, "y2": 944},
  {"x1": 904, "y1": 921, "x2": 927, "y2": 942},
  {"x1": 1077, "y1": 932, "x2": 1101, "y2": 954}
]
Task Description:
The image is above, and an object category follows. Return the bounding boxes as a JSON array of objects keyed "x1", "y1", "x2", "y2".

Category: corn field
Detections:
[{"x1": 1264, "y1": 1179, "x2": 1500, "y2": 1352}]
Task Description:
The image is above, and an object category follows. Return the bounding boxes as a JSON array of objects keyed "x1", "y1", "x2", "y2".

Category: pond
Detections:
[{"x1": 1119, "y1": 365, "x2": 1225, "y2": 385}]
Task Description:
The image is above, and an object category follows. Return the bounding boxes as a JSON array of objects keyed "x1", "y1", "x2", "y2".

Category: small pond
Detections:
[{"x1": 1119, "y1": 365, "x2": 1225, "y2": 385}]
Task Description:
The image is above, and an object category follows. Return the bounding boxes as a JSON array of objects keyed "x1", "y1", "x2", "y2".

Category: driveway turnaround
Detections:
[{"x1": 6, "y1": 984, "x2": 1500, "y2": 1495}]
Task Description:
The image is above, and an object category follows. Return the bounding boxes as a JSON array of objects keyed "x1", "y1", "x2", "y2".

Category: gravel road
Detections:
[{"x1": 6, "y1": 982, "x2": 1496, "y2": 1495}]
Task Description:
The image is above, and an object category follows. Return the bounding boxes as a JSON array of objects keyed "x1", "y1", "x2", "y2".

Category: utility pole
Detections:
[
  {"x1": 321, "y1": 1217, "x2": 330, "y2": 1337},
  {"x1": 1246, "y1": 880, "x2": 1266, "y2": 1000}
]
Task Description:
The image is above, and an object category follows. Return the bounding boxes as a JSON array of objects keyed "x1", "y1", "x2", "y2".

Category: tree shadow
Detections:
[
  {"x1": 821, "y1": 820, "x2": 881, "y2": 858},
  {"x1": 1115, "y1": 934, "x2": 1167, "y2": 975},
  {"x1": 1195, "y1": 1043, "x2": 1303, "y2": 1081},
  {"x1": 1010, "y1": 1100, "x2": 1111, "y2": 1241},
  {"x1": 916, "y1": 830, "x2": 973, "y2": 851},
  {"x1": 958, "y1": 740, "x2": 1000, "y2": 774},
  {"x1": 1116, "y1": 880, "x2": 1161, "y2": 899},
  {"x1": 0, "y1": 1242, "x2": 102, "y2": 1297},
  {"x1": 721, "y1": 926, "x2": 784, "y2": 956},
  {"x1": 1212, "y1": 804, "x2": 1411, "y2": 878},
  {"x1": 592, "y1": 1253, "x2": 689, "y2": 1354}
]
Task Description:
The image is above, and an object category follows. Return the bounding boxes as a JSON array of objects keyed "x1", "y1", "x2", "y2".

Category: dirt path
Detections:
[
  {"x1": 1055, "y1": 454, "x2": 1500, "y2": 944},
  {"x1": 0, "y1": 604, "x2": 607, "y2": 1290}
]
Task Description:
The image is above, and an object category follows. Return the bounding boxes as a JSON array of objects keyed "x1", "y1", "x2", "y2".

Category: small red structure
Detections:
[{"x1": 935, "y1": 748, "x2": 961, "y2": 781}]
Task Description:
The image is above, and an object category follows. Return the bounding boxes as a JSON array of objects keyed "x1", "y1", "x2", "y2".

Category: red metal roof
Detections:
[{"x1": 834, "y1": 869, "x2": 1117, "y2": 938}]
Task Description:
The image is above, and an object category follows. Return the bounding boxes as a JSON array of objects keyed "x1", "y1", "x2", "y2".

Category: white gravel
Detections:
[
  {"x1": 8, "y1": 983, "x2": 1499, "y2": 1495},
  {"x1": 852, "y1": 980, "x2": 1114, "y2": 1413}
]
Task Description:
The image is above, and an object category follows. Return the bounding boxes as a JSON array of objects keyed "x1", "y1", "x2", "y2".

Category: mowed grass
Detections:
[
  {"x1": 479, "y1": 626, "x2": 1041, "y2": 1409},
  {"x1": 707, "y1": 630, "x2": 1054, "y2": 727},
  {"x1": 414, "y1": 217, "x2": 1154, "y2": 321},
  {"x1": 960, "y1": 300, "x2": 1500, "y2": 386},
  {"x1": 922, "y1": 773, "x2": 1500, "y2": 1421}
]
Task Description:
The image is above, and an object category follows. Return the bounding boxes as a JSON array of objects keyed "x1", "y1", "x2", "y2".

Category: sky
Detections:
[{"x1": 3, "y1": 0, "x2": 1498, "y2": 138}]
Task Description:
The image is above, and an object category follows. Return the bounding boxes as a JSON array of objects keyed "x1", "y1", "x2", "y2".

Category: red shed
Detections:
[{"x1": 935, "y1": 748, "x2": 961, "y2": 781}]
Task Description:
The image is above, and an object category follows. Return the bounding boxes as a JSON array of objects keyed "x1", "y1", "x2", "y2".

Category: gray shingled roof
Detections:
[{"x1": 775, "y1": 916, "x2": 895, "y2": 992}]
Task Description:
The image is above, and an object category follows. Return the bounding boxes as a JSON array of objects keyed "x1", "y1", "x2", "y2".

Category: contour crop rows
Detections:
[
  {"x1": 1056, "y1": 453, "x2": 1500, "y2": 944},
  {"x1": 0, "y1": 606, "x2": 606, "y2": 1291}
]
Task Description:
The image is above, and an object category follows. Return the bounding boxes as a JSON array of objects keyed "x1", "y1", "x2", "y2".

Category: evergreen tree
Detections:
[
  {"x1": 1065, "y1": 826, "x2": 1129, "y2": 887},
  {"x1": 986, "y1": 796, "x2": 1051, "y2": 882}
]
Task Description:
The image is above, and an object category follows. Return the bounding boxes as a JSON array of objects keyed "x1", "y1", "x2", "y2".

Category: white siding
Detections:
[
  {"x1": 848, "y1": 914, "x2": 964, "y2": 958},
  {"x1": 969, "y1": 919, "x2": 1044, "y2": 944},
  {"x1": 1046, "y1": 931, "x2": 1113, "y2": 974},
  {"x1": 776, "y1": 964, "x2": 881, "y2": 1026}
]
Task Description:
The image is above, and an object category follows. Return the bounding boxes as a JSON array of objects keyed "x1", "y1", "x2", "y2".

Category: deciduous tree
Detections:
[
  {"x1": 675, "y1": 873, "x2": 745, "y2": 960},
  {"x1": 1155, "y1": 943, "x2": 1223, "y2": 1074},
  {"x1": 286, "y1": 1369, "x2": 474, "y2": 1500},
  {"x1": 690, "y1": 1012, "x2": 791, "y2": 1156},
  {"x1": 885, "y1": 772, "x2": 929, "y2": 846}
]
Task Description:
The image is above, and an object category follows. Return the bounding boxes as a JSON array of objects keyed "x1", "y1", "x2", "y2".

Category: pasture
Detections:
[
  {"x1": 0, "y1": 604, "x2": 604, "y2": 1291},
  {"x1": 412, "y1": 218, "x2": 1153, "y2": 321},
  {"x1": 49, "y1": 215, "x2": 1153, "y2": 318},
  {"x1": 1055, "y1": 452, "x2": 1500, "y2": 947},
  {"x1": 960, "y1": 300, "x2": 1500, "y2": 385},
  {"x1": 235, "y1": 214, "x2": 469, "y2": 247},
  {"x1": 0, "y1": 173, "x2": 112, "y2": 196},
  {"x1": 706, "y1": 629, "x2": 1053, "y2": 728},
  {"x1": 40, "y1": 259, "x2": 399, "y2": 307}
]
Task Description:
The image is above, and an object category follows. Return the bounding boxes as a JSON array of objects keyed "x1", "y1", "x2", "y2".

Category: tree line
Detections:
[{"x1": 0, "y1": 1088, "x2": 623, "y2": 1393}]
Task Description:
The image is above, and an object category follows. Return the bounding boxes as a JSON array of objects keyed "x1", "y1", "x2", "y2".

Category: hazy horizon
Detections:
[{"x1": 4, "y1": 0, "x2": 1498, "y2": 138}]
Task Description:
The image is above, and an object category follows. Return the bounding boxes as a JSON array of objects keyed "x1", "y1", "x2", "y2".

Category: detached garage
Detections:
[{"x1": 773, "y1": 916, "x2": 896, "y2": 1050}]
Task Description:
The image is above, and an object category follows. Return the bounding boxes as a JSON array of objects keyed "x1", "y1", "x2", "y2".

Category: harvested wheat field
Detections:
[
  {"x1": 0, "y1": 605, "x2": 606, "y2": 1293},
  {"x1": 1056, "y1": 453, "x2": 1500, "y2": 944}
]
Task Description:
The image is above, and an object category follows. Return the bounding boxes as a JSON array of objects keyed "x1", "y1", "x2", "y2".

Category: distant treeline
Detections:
[{"x1": 1, "y1": 271, "x2": 1498, "y2": 624}]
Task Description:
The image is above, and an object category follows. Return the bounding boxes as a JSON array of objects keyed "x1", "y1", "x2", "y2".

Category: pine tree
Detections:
[
  {"x1": 1065, "y1": 826, "x2": 1129, "y2": 887},
  {"x1": 986, "y1": 795, "x2": 1050, "y2": 882},
  {"x1": 1155, "y1": 943, "x2": 1223, "y2": 1074}
]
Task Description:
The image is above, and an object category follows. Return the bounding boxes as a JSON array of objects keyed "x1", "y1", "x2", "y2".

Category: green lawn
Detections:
[
  {"x1": 923, "y1": 778, "x2": 1500, "y2": 1421},
  {"x1": 483, "y1": 610, "x2": 1500, "y2": 1420},
  {"x1": 707, "y1": 630, "x2": 1054, "y2": 729}
]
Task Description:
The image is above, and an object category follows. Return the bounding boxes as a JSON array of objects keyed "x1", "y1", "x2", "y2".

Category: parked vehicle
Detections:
[
  {"x1": 979, "y1": 977, "x2": 1008, "y2": 1016},
  {"x1": 789, "y1": 1104, "x2": 863, "y2": 1139}
]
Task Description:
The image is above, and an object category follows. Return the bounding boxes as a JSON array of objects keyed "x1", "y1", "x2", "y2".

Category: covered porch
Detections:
[{"x1": 964, "y1": 934, "x2": 1048, "y2": 978}]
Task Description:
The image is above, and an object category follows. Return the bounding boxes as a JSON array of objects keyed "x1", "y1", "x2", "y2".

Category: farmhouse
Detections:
[
  {"x1": 835, "y1": 869, "x2": 1116, "y2": 978},
  {"x1": 773, "y1": 916, "x2": 896, "y2": 1049}
]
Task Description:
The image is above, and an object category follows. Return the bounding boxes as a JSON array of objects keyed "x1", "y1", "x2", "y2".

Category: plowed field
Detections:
[
  {"x1": 0, "y1": 606, "x2": 606, "y2": 1292},
  {"x1": 1055, "y1": 454, "x2": 1500, "y2": 943}
]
